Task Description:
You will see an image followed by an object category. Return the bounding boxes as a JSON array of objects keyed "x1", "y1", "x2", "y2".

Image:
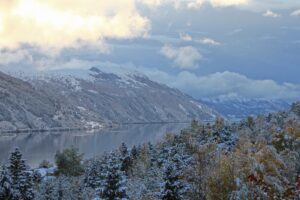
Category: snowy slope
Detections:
[
  {"x1": 31, "y1": 67, "x2": 219, "y2": 124},
  {"x1": 0, "y1": 68, "x2": 219, "y2": 130}
]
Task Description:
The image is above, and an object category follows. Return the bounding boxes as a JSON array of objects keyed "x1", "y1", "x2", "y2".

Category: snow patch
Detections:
[
  {"x1": 77, "y1": 106, "x2": 87, "y2": 112},
  {"x1": 88, "y1": 89, "x2": 98, "y2": 94},
  {"x1": 84, "y1": 121, "x2": 104, "y2": 129},
  {"x1": 179, "y1": 104, "x2": 188, "y2": 115}
]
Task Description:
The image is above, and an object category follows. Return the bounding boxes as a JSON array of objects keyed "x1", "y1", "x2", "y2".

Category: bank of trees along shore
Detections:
[{"x1": 1, "y1": 102, "x2": 300, "y2": 199}]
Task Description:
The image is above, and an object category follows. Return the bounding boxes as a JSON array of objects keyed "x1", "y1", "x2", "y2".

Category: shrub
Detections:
[{"x1": 55, "y1": 147, "x2": 84, "y2": 176}]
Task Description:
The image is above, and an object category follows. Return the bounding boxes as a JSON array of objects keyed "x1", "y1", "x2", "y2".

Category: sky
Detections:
[{"x1": 0, "y1": 0, "x2": 300, "y2": 101}]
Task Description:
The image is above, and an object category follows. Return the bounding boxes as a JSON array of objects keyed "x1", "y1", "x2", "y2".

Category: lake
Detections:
[{"x1": 0, "y1": 123, "x2": 189, "y2": 168}]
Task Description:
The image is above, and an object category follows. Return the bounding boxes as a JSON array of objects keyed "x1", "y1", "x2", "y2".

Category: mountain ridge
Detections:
[
  {"x1": 200, "y1": 97, "x2": 291, "y2": 121},
  {"x1": 0, "y1": 68, "x2": 219, "y2": 130}
]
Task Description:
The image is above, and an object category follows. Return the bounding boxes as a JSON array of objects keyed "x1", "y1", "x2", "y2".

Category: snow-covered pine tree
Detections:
[
  {"x1": 160, "y1": 160, "x2": 188, "y2": 200},
  {"x1": 148, "y1": 142, "x2": 158, "y2": 166},
  {"x1": 0, "y1": 166, "x2": 13, "y2": 200},
  {"x1": 119, "y1": 143, "x2": 132, "y2": 174},
  {"x1": 158, "y1": 143, "x2": 192, "y2": 170},
  {"x1": 32, "y1": 170, "x2": 42, "y2": 185},
  {"x1": 97, "y1": 154, "x2": 128, "y2": 200},
  {"x1": 119, "y1": 143, "x2": 128, "y2": 157},
  {"x1": 130, "y1": 145, "x2": 138, "y2": 160},
  {"x1": 18, "y1": 171, "x2": 34, "y2": 200},
  {"x1": 8, "y1": 148, "x2": 34, "y2": 200},
  {"x1": 84, "y1": 159, "x2": 102, "y2": 188},
  {"x1": 8, "y1": 148, "x2": 25, "y2": 186}
]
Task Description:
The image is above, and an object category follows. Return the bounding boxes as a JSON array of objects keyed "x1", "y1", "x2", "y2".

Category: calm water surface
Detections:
[{"x1": 0, "y1": 123, "x2": 188, "y2": 168}]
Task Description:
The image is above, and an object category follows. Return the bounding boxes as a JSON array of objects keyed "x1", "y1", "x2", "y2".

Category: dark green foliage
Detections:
[
  {"x1": 246, "y1": 116, "x2": 255, "y2": 129},
  {"x1": 130, "y1": 145, "x2": 138, "y2": 160},
  {"x1": 39, "y1": 160, "x2": 53, "y2": 169},
  {"x1": 191, "y1": 119, "x2": 199, "y2": 130},
  {"x1": 55, "y1": 147, "x2": 84, "y2": 176}
]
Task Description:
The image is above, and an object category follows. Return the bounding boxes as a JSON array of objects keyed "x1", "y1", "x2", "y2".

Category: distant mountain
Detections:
[
  {"x1": 200, "y1": 98, "x2": 291, "y2": 121},
  {"x1": 0, "y1": 68, "x2": 218, "y2": 130}
]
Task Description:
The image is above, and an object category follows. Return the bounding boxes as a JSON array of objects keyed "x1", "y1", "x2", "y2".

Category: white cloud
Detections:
[
  {"x1": 35, "y1": 58, "x2": 96, "y2": 71},
  {"x1": 139, "y1": 0, "x2": 162, "y2": 7},
  {"x1": 33, "y1": 58, "x2": 300, "y2": 100},
  {"x1": 160, "y1": 45, "x2": 202, "y2": 69},
  {"x1": 210, "y1": 0, "x2": 248, "y2": 7},
  {"x1": 0, "y1": 49, "x2": 32, "y2": 65},
  {"x1": 187, "y1": 0, "x2": 205, "y2": 9},
  {"x1": 146, "y1": 70, "x2": 300, "y2": 100},
  {"x1": 248, "y1": 1, "x2": 300, "y2": 11},
  {"x1": 263, "y1": 10, "x2": 281, "y2": 18},
  {"x1": 0, "y1": 0, "x2": 150, "y2": 51},
  {"x1": 291, "y1": 9, "x2": 300, "y2": 16},
  {"x1": 179, "y1": 34, "x2": 221, "y2": 46},
  {"x1": 197, "y1": 37, "x2": 221, "y2": 46},
  {"x1": 139, "y1": 0, "x2": 300, "y2": 11},
  {"x1": 139, "y1": 0, "x2": 249, "y2": 9},
  {"x1": 179, "y1": 33, "x2": 193, "y2": 41}
]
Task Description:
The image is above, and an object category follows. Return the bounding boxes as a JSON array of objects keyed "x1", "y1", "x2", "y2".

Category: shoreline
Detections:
[{"x1": 0, "y1": 121, "x2": 196, "y2": 135}]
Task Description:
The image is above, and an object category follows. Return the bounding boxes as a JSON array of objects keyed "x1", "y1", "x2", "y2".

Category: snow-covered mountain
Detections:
[
  {"x1": 200, "y1": 97, "x2": 291, "y2": 121},
  {"x1": 0, "y1": 68, "x2": 218, "y2": 130}
]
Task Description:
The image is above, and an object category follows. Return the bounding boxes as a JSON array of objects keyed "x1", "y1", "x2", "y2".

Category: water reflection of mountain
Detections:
[{"x1": 0, "y1": 123, "x2": 188, "y2": 167}]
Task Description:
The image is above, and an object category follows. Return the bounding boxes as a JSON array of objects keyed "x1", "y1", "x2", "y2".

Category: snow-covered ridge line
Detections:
[{"x1": 201, "y1": 97, "x2": 291, "y2": 121}]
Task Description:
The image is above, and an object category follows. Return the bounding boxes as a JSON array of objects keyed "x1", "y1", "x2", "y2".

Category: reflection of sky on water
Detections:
[{"x1": 0, "y1": 123, "x2": 188, "y2": 168}]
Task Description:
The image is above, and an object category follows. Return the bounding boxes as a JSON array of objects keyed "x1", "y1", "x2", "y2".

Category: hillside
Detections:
[
  {"x1": 0, "y1": 71, "x2": 64, "y2": 130},
  {"x1": 0, "y1": 68, "x2": 218, "y2": 130}
]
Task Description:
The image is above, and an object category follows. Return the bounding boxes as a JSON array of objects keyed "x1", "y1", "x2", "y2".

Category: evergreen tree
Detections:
[
  {"x1": 18, "y1": 172, "x2": 34, "y2": 200},
  {"x1": 8, "y1": 148, "x2": 26, "y2": 187},
  {"x1": 119, "y1": 143, "x2": 128, "y2": 157},
  {"x1": 160, "y1": 160, "x2": 188, "y2": 200},
  {"x1": 130, "y1": 145, "x2": 138, "y2": 160},
  {"x1": 0, "y1": 167, "x2": 13, "y2": 200},
  {"x1": 291, "y1": 102, "x2": 300, "y2": 117},
  {"x1": 119, "y1": 143, "x2": 132, "y2": 174},
  {"x1": 8, "y1": 148, "x2": 34, "y2": 200},
  {"x1": 191, "y1": 119, "x2": 199, "y2": 130},
  {"x1": 32, "y1": 170, "x2": 42, "y2": 185},
  {"x1": 98, "y1": 154, "x2": 128, "y2": 200},
  {"x1": 84, "y1": 159, "x2": 102, "y2": 188},
  {"x1": 148, "y1": 142, "x2": 158, "y2": 165}
]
